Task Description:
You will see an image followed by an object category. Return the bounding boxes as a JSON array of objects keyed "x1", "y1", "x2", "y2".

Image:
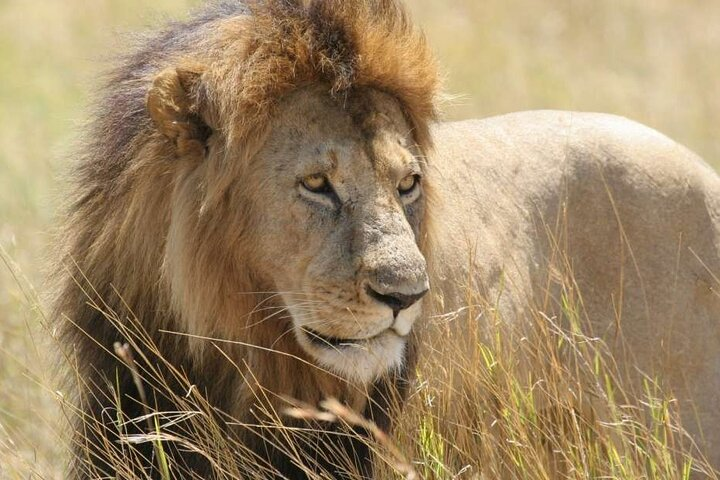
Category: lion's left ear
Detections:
[{"x1": 147, "y1": 66, "x2": 212, "y2": 157}]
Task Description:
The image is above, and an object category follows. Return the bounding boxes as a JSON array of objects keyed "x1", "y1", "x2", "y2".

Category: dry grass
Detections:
[
  {"x1": 389, "y1": 254, "x2": 718, "y2": 480},
  {"x1": 1, "y1": 0, "x2": 719, "y2": 478}
]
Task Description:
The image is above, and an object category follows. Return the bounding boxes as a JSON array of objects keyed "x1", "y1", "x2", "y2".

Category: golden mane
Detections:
[{"x1": 214, "y1": 0, "x2": 439, "y2": 147}]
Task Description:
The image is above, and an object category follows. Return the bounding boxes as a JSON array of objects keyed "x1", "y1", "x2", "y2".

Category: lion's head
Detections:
[
  {"x1": 247, "y1": 87, "x2": 431, "y2": 381},
  {"x1": 144, "y1": 0, "x2": 440, "y2": 384}
]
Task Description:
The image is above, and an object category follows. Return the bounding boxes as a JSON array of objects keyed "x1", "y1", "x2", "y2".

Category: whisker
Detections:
[{"x1": 244, "y1": 302, "x2": 324, "y2": 329}]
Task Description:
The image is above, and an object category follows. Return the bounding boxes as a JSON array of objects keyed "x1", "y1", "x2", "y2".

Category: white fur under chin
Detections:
[
  {"x1": 319, "y1": 334, "x2": 406, "y2": 384},
  {"x1": 295, "y1": 329, "x2": 407, "y2": 384}
]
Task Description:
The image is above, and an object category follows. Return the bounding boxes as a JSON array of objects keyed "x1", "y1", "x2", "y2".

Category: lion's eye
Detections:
[
  {"x1": 302, "y1": 174, "x2": 331, "y2": 194},
  {"x1": 398, "y1": 174, "x2": 419, "y2": 195}
]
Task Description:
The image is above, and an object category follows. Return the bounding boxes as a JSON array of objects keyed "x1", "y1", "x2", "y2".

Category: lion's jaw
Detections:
[{"x1": 283, "y1": 294, "x2": 423, "y2": 383}]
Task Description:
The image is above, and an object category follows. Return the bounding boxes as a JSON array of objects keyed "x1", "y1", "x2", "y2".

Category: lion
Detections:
[{"x1": 54, "y1": 0, "x2": 720, "y2": 478}]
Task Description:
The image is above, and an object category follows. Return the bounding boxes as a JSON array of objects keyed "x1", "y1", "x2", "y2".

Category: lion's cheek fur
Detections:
[{"x1": 163, "y1": 162, "x2": 260, "y2": 354}]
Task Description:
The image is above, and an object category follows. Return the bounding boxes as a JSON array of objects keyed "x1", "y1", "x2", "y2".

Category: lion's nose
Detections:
[{"x1": 365, "y1": 285, "x2": 428, "y2": 317}]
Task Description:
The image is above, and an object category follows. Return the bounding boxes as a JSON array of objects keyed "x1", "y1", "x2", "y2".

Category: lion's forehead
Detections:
[
  {"x1": 266, "y1": 86, "x2": 417, "y2": 182},
  {"x1": 275, "y1": 86, "x2": 411, "y2": 140}
]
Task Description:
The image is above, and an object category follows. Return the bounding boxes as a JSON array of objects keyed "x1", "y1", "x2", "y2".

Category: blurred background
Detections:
[{"x1": 0, "y1": 0, "x2": 718, "y2": 476}]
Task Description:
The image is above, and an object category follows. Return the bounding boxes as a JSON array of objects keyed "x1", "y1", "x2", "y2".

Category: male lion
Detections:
[{"x1": 55, "y1": 0, "x2": 720, "y2": 478}]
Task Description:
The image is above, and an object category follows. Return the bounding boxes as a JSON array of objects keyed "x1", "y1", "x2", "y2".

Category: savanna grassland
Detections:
[{"x1": 1, "y1": 1, "x2": 719, "y2": 478}]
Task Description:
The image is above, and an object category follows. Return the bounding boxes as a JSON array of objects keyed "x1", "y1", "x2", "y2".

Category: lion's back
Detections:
[{"x1": 428, "y1": 111, "x2": 720, "y2": 469}]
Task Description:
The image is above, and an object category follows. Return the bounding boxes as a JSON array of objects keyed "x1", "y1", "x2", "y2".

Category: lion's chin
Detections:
[{"x1": 294, "y1": 328, "x2": 407, "y2": 384}]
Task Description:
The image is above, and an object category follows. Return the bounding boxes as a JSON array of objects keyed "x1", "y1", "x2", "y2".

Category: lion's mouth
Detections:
[{"x1": 301, "y1": 327, "x2": 388, "y2": 349}]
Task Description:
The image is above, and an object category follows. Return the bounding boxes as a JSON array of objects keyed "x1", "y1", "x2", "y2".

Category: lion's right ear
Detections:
[{"x1": 147, "y1": 66, "x2": 212, "y2": 157}]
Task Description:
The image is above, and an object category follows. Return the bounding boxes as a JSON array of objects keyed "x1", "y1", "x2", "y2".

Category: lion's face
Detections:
[{"x1": 243, "y1": 86, "x2": 429, "y2": 382}]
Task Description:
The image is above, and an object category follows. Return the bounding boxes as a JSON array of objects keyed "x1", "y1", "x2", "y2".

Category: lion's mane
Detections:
[{"x1": 54, "y1": 0, "x2": 439, "y2": 478}]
